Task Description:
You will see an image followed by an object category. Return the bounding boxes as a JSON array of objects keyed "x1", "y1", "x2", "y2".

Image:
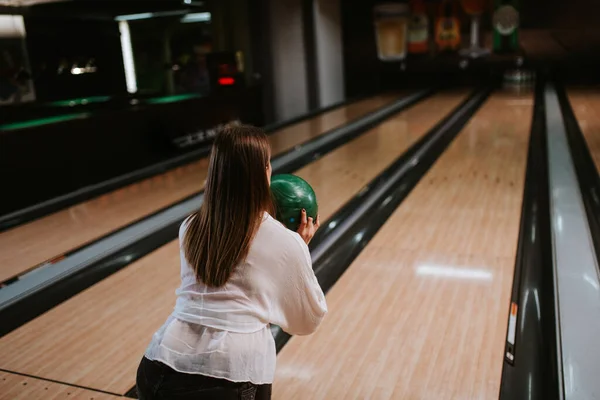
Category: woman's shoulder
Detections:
[
  {"x1": 251, "y1": 214, "x2": 313, "y2": 279},
  {"x1": 257, "y1": 213, "x2": 308, "y2": 255},
  {"x1": 179, "y1": 215, "x2": 195, "y2": 237}
]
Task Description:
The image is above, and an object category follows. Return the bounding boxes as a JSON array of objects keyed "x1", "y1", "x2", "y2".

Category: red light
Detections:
[{"x1": 218, "y1": 77, "x2": 235, "y2": 86}]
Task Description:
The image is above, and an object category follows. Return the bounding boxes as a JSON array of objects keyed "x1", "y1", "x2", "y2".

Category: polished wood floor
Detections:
[
  {"x1": 0, "y1": 371, "x2": 121, "y2": 400},
  {"x1": 273, "y1": 92, "x2": 532, "y2": 399},
  {"x1": 0, "y1": 94, "x2": 398, "y2": 284},
  {"x1": 567, "y1": 88, "x2": 600, "y2": 172},
  {"x1": 0, "y1": 92, "x2": 468, "y2": 396}
]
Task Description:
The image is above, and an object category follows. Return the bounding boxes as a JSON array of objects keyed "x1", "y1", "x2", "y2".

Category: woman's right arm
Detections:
[{"x1": 267, "y1": 236, "x2": 327, "y2": 336}]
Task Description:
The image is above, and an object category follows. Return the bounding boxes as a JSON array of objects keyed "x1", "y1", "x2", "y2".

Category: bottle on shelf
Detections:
[
  {"x1": 373, "y1": 3, "x2": 410, "y2": 61},
  {"x1": 434, "y1": 0, "x2": 461, "y2": 53},
  {"x1": 459, "y1": 0, "x2": 489, "y2": 58},
  {"x1": 407, "y1": 0, "x2": 429, "y2": 55},
  {"x1": 492, "y1": 0, "x2": 520, "y2": 54}
]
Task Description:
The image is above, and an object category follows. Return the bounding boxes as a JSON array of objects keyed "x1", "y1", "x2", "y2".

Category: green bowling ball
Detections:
[{"x1": 270, "y1": 174, "x2": 318, "y2": 231}]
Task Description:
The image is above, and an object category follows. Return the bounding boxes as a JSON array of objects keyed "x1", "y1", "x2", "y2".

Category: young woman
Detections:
[{"x1": 136, "y1": 124, "x2": 327, "y2": 400}]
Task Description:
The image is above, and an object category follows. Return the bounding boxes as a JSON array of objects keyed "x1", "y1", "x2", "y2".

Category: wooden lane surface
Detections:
[
  {"x1": 0, "y1": 91, "x2": 469, "y2": 395},
  {"x1": 273, "y1": 91, "x2": 533, "y2": 400},
  {"x1": 0, "y1": 94, "x2": 398, "y2": 284},
  {"x1": 567, "y1": 88, "x2": 600, "y2": 172},
  {"x1": 0, "y1": 371, "x2": 123, "y2": 400}
]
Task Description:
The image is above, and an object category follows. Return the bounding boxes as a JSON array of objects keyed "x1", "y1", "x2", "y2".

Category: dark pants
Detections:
[{"x1": 136, "y1": 357, "x2": 272, "y2": 400}]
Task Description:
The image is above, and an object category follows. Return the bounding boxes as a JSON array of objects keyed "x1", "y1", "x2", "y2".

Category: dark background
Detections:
[
  {"x1": 2, "y1": 0, "x2": 600, "y2": 215},
  {"x1": 25, "y1": 17, "x2": 126, "y2": 101},
  {"x1": 4, "y1": 0, "x2": 600, "y2": 103}
]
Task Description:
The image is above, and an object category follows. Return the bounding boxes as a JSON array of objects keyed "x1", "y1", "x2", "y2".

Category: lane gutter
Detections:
[{"x1": 498, "y1": 77, "x2": 562, "y2": 400}]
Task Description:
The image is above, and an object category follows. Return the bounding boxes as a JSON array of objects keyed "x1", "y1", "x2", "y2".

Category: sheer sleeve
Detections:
[{"x1": 266, "y1": 235, "x2": 328, "y2": 336}]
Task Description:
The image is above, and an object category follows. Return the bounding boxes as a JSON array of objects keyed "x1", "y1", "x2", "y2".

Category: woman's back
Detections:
[{"x1": 144, "y1": 213, "x2": 326, "y2": 384}]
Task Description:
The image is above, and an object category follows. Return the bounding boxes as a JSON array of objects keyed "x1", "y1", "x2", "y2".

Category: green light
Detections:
[
  {"x1": 145, "y1": 93, "x2": 203, "y2": 104},
  {"x1": 47, "y1": 96, "x2": 111, "y2": 107},
  {"x1": 0, "y1": 113, "x2": 92, "y2": 131}
]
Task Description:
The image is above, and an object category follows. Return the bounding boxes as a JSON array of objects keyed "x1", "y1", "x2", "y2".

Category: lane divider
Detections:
[
  {"x1": 554, "y1": 83, "x2": 600, "y2": 273},
  {"x1": 498, "y1": 77, "x2": 562, "y2": 400}
]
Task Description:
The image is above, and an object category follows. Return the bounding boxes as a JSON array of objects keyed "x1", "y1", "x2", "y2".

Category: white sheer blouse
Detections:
[{"x1": 144, "y1": 213, "x2": 327, "y2": 384}]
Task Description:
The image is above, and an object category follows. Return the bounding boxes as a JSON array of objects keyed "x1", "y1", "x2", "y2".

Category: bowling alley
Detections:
[{"x1": 1, "y1": 0, "x2": 599, "y2": 398}]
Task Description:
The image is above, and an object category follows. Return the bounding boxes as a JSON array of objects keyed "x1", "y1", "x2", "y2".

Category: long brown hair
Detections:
[{"x1": 183, "y1": 124, "x2": 274, "y2": 287}]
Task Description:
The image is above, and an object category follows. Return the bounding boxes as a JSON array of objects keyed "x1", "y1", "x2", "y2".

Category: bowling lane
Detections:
[
  {"x1": 273, "y1": 92, "x2": 532, "y2": 399},
  {"x1": 0, "y1": 91, "x2": 469, "y2": 395},
  {"x1": 0, "y1": 94, "x2": 398, "y2": 284},
  {"x1": 0, "y1": 371, "x2": 122, "y2": 400},
  {"x1": 567, "y1": 88, "x2": 600, "y2": 171}
]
